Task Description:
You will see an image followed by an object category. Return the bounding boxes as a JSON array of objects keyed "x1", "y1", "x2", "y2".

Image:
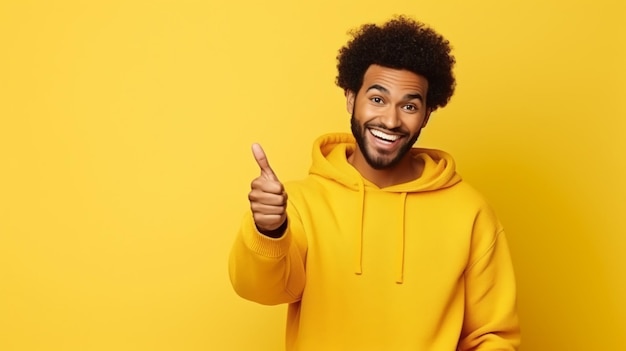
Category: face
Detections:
[{"x1": 347, "y1": 65, "x2": 431, "y2": 170}]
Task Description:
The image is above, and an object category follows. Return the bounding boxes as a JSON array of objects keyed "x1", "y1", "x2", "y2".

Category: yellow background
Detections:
[{"x1": 1, "y1": 0, "x2": 624, "y2": 350}]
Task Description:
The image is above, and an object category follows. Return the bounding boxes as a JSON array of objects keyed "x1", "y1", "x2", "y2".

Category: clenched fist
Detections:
[{"x1": 249, "y1": 143, "x2": 287, "y2": 235}]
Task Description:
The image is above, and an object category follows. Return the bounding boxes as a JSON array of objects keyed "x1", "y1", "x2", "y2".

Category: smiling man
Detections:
[{"x1": 229, "y1": 16, "x2": 520, "y2": 351}]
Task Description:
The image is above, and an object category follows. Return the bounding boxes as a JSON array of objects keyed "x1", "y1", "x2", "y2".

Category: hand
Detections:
[{"x1": 248, "y1": 143, "x2": 287, "y2": 233}]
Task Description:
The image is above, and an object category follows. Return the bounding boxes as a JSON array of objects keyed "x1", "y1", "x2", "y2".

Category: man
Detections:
[{"x1": 229, "y1": 16, "x2": 520, "y2": 350}]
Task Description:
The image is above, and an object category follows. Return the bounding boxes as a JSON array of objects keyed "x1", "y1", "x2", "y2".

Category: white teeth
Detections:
[{"x1": 369, "y1": 129, "x2": 399, "y2": 142}]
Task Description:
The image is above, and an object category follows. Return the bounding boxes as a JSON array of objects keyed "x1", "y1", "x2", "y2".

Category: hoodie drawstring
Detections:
[
  {"x1": 354, "y1": 181, "x2": 365, "y2": 275},
  {"x1": 354, "y1": 185, "x2": 408, "y2": 284},
  {"x1": 396, "y1": 192, "x2": 407, "y2": 284}
]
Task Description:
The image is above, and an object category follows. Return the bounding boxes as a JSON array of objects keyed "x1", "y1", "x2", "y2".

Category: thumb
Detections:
[{"x1": 251, "y1": 143, "x2": 278, "y2": 181}]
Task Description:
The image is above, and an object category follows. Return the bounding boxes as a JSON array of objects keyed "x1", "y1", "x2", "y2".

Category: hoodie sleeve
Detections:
[
  {"x1": 458, "y1": 207, "x2": 521, "y2": 350},
  {"x1": 228, "y1": 201, "x2": 307, "y2": 306}
]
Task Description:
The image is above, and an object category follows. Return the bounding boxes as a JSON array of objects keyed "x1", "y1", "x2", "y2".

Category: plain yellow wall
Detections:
[{"x1": 1, "y1": 0, "x2": 624, "y2": 350}]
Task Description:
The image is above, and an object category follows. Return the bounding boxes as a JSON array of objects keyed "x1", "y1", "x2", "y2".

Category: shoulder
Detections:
[
  {"x1": 426, "y1": 180, "x2": 502, "y2": 228},
  {"x1": 432, "y1": 179, "x2": 493, "y2": 207}
]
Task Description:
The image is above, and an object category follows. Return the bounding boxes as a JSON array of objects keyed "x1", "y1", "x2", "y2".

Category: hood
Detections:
[
  {"x1": 308, "y1": 133, "x2": 462, "y2": 283},
  {"x1": 309, "y1": 133, "x2": 461, "y2": 192}
]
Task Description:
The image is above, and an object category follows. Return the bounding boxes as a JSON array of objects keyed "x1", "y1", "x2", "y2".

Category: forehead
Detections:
[{"x1": 361, "y1": 64, "x2": 429, "y2": 94}]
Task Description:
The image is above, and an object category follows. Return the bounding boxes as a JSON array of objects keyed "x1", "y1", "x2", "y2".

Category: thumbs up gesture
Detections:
[{"x1": 249, "y1": 143, "x2": 288, "y2": 234}]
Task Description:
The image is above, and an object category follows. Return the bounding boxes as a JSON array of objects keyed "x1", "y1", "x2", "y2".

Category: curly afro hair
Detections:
[{"x1": 336, "y1": 16, "x2": 456, "y2": 111}]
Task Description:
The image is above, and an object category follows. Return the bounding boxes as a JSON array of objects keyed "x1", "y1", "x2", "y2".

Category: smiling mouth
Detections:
[{"x1": 369, "y1": 128, "x2": 402, "y2": 142}]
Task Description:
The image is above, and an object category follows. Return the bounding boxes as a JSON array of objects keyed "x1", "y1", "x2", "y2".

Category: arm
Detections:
[
  {"x1": 228, "y1": 143, "x2": 307, "y2": 306},
  {"x1": 458, "y1": 211, "x2": 521, "y2": 350},
  {"x1": 228, "y1": 204, "x2": 307, "y2": 306}
]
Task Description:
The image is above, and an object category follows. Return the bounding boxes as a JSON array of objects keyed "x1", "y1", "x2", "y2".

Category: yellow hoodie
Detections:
[{"x1": 229, "y1": 133, "x2": 520, "y2": 351}]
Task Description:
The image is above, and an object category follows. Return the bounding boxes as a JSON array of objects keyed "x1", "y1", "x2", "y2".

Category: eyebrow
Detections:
[{"x1": 366, "y1": 84, "x2": 424, "y2": 102}]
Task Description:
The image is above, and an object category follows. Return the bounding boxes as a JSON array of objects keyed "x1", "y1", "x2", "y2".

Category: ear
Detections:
[
  {"x1": 345, "y1": 90, "x2": 356, "y2": 114},
  {"x1": 421, "y1": 109, "x2": 433, "y2": 129}
]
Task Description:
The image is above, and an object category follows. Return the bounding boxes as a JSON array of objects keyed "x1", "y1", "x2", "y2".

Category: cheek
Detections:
[
  {"x1": 355, "y1": 101, "x2": 380, "y2": 120},
  {"x1": 403, "y1": 115, "x2": 427, "y2": 132}
]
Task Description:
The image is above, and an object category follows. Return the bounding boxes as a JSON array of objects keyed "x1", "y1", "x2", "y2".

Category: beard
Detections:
[{"x1": 350, "y1": 113, "x2": 420, "y2": 170}]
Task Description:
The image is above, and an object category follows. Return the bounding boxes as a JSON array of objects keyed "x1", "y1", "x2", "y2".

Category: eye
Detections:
[
  {"x1": 403, "y1": 104, "x2": 418, "y2": 112},
  {"x1": 370, "y1": 97, "x2": 384, "y2": 104}
]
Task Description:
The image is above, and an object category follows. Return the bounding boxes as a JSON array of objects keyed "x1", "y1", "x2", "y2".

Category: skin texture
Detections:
[{"x1": 346, "y1": 64, "x2": 431, "y2": 188}]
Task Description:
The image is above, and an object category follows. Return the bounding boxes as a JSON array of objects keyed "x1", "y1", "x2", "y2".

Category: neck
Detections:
[{"x1": 348, "y1": 148, "x2": 423, "y2": 188}]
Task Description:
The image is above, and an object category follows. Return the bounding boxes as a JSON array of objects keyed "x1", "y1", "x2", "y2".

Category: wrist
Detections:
[{"x1": 257, "y1": 219, "x2": 288, "y2": 238}]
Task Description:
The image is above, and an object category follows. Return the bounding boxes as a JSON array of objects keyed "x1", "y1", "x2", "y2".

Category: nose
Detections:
[{"x1": 379, "y1": 107, "x2": 402, "y2": 130}]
